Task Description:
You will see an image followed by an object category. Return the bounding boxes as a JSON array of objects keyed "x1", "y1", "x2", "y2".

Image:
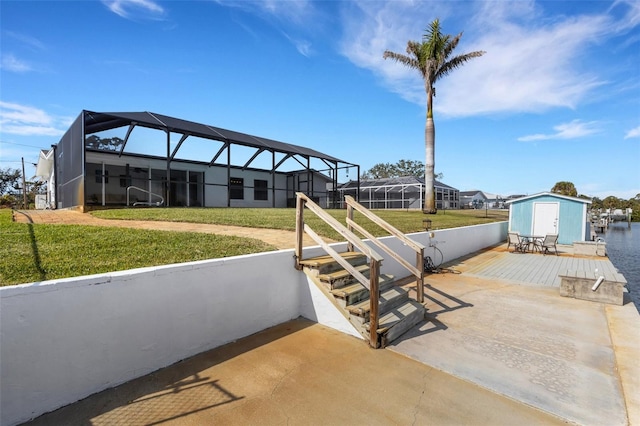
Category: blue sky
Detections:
[{"x1": 1, "y1": 0, "x2": 639, "y2": 200}]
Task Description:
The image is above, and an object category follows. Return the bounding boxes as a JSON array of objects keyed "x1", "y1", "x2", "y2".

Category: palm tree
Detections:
[{"x1": 383, "y1": 19, "x2": 485, "y2": 213}]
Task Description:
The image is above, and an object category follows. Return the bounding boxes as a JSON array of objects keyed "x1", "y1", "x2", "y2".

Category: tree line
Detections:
[
  {"x1": 0, "y1": 167, "x2": 46, "y2": 208},
  {"x1": 551, "y1": 180, "x2": 639, "y2": 221}
]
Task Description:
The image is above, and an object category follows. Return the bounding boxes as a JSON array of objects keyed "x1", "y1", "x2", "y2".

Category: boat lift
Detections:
[{"x1": 591, "y1": 208, "x2": 633, "y2": 234}]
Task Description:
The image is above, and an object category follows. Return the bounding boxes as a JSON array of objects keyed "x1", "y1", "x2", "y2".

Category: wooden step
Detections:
[
  {"x1": 298, "y1": 252, "x2": 368, "y2": 275},
  {"x1": 347, "y1": 286, "x2": 410, "y2": 324},
  {"x1": 330, "y1": 274, "x2": 395, "y2": 307},
  {"x1": 367, "y1": 300, "x2": 426, "y2": 346},
  {"x1": 318, "y1": 264, "x2": 371, "y2": 289}
]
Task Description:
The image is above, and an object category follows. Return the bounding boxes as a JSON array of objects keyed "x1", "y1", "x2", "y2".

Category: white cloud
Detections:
[
  {"x1": 438, "y1": 11, "x2": 608, "y2": 117},
  {"x1": 339, "y1": 1, "x2": 622, "y2": 118},
  {"x1": 518, "y1": 120, "x2": 601, "y2": 141},
  {"x1": 4, "y1": 31, "x2": 46, "y2": 51},
  {"x1": 339, "y1": 1, "x2": 455, "y2": 105},
  {"x1": 1, "y1": 54, "x2": 32, "y2": 72},
  {"x1": 282, "y1": 32, "x2": 313, "y2": 57},
  {"x1": 611, "y1": 0, "x2": 640, "y2": 32},
  {"x1": 102, "y1": 0, "x2": 165, "y2": 20},
  {"x1": 214, "y1": 0, "x2": 317, "y2": 56},
  {"x1": 1, "y1": 124, "x2": 64, "y2": 137},
  {"x1": 214, "y1": 0, "x2": 314, "y2": 25},
  {"x1": 0, "y1": 102, "x2": 66, "y2": 137},
  {"x1": 624, "y1": 125, "x2": 640, "y2": 139}
]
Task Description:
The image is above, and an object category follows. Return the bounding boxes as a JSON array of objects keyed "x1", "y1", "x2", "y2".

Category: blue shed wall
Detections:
[
  {"x1": 508, "y1": 195, "x2": 588, "y2": 245},
  {"x1": 558, "y1": 199, "x2": 588, "y2": 243}
]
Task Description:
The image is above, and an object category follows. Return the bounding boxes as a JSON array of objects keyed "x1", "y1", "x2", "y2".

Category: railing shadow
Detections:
[
  {"x1": 21, "y1": 319, "x2": 315, "y2": 426},
  {"x1": 423, "y1": 283, "x2": 473, "y2": 315},
  {"x1": 390, "y1": 282, "x2": 474, "y2": 344}
]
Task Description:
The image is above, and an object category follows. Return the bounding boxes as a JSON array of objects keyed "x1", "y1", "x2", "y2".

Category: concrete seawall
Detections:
[{"x1": 0, "y1": 222, "x2": 507, "y2": 425}]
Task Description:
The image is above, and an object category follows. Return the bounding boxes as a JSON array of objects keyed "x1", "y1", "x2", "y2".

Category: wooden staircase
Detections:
[
  {"x1": 295, "y1": 192, "x2": 427, "y2": 349},
  {"x1": 299, "y1": 252, "x2": 426, "y2": 348}
]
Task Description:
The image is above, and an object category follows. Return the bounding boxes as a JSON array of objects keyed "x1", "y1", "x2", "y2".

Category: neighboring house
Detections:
[
  {"x1": 34, "y1": 149, "x2": 56, "y2": 208},
  {"x1": 459, "y1": 190, "x2": 505, "y2": 209},
  {"x1": 35, "y1": 110, "x2": 358, "y2": 210},
  {"x1": 506, "y1": 192, "x2": 592, "y2": 245},
  {"x1": 334, "y1": 176, "x2": 459, "y2": 210}
]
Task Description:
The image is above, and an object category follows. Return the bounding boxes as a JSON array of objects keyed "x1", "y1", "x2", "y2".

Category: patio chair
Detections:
[
  {"x1": 507, "y1": 232, "x2": 527, "y2": 253},
  {"x1": 538, "y1": 234, "x2": 559, "y2": 256}
]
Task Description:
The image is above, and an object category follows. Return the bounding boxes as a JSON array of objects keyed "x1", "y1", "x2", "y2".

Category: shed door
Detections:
[{"x1": 532, "y1": 202, "x2": 559, "y2": 236}]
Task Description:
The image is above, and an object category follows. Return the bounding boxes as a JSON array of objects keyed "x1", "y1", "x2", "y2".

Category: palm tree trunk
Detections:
[{"x1": 424, "y1": 117, "x2": 436, "y2": 214}]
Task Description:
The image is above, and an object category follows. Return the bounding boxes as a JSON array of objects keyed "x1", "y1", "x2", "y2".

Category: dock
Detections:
[
  {"x1": 20, "y1": 243, "x2": 639, "y2": 426},
  {"x1": 591, "y1": 208, "x2": 634, "y2": 235}
]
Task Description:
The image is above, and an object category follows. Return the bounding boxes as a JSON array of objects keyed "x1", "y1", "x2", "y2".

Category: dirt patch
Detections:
[{"x1": 12, "y1": 209, "x2": 334, "y2": 250}]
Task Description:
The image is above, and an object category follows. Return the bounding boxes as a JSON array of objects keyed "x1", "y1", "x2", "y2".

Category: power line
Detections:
[{"x1": 0, "y1": 140, "x2": 45, "y2": 149}]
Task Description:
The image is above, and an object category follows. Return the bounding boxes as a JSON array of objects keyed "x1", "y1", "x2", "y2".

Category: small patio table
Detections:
[{"x1": 520, "y1": 235, "x2": 543, "y2": 253}]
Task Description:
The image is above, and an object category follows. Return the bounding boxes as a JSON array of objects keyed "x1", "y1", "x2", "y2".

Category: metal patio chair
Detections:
[
  {"x1": 538, "y1": 234, "x2": 559, "y2": 255},
  {"x1": 507, "y1": 232, "x2": 527, "y2": 253}
]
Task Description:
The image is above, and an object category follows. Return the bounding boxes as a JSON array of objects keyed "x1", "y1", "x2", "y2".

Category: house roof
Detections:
[
  {"x1": 460, "y1": 190, "x2": 501, "y2": 199},
  {"x1": 337, "y1": 176, "x2": 458, "y2": 191},
  {"x1": 83, "y1": 110, "x2": 353, "y2": 166},
  {"x1": 505, "y1": 192, "x2": 592, "y2": 205},
  {"x1": 34, "y1": 149, "x2": 54, "y2": 179}
]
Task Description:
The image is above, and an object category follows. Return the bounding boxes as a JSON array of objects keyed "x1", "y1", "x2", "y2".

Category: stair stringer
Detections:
[{"x1": 301, "y1": 269, "x2": 364, "y2": 340}]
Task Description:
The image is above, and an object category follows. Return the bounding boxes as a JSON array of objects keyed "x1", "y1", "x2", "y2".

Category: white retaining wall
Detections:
[{"x1": 0, "y1": 221, "x2": 507, "y2": 425}]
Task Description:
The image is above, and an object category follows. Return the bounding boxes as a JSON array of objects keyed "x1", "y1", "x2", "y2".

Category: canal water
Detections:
[{"x1": 600, "y1": 222, "x2": 639, "y2": 309}]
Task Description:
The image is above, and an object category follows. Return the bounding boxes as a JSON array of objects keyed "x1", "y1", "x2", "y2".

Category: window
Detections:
[
  {"x1": 230, "y1": 177, "x2": 244, "y2": 199},
  {"x1": 254, "y1": 179, "x2": 268, "y2": 201},
  {"x1": 95, "y1": 169, "x2": 108, "y2": 183}
]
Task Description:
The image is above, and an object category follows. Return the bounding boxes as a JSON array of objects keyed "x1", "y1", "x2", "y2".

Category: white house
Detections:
[
  {"x1": 334, "y1": 176, "x2": 459, "y2": 210},
  {"x1": 35, "y1": 111, "x2": 358, "y2": 210},
  {"x1": 459, "y1": 190, "x2": 505, "y2": 209}
]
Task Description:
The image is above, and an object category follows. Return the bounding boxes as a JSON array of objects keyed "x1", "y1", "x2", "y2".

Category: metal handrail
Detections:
[
  {"x1": 126, "y1": 186, "x2": 164, "y2": 207},
  {"x1": 295, "y1": 192, "x2": 383, "y2": 348},
  {"x1": 344, "y1": 195, "x2": 425, "y2": 303}
]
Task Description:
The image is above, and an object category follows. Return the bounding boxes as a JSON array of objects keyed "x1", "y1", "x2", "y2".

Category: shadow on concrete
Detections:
[
  {"x1": 22, "y1": 319, "x2": 315, "y2": 426},
  {"x1": 392, "y1": 282, "x2": 474, "y2": 345},
  {"x1": 423, "y1": 283, "x2": 473, "y2": 315}
]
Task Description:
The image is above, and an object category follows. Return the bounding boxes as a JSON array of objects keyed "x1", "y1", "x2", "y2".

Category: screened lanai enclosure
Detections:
[
  {"x1": 36, "y1": 111, "x2": 359, "y2": 210},
  {"x1": 334, "y1": 177, "x2": 459, "y2": 210}
]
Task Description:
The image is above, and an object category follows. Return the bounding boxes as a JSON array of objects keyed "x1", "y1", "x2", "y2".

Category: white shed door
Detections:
[{"x1": 532, "y1": 202, "x2": 559, "y2": 236}]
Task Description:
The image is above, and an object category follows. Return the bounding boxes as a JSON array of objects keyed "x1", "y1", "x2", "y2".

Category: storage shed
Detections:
[{"x1": 506, "y1": 192, "x2": 592, "y2": 245}]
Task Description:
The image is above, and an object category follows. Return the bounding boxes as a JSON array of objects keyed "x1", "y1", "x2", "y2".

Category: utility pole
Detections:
[{"x1": 21, "y1": 157, "x2": 28, "y2": 209}]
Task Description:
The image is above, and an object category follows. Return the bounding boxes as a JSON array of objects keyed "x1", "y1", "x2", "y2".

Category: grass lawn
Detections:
[
  {"x1": 0, "y1": 209, "x2": 275, "y2": 286},
  {"x1": 2, "y1": 207, "x2": 507, "y2": 286},
  {"x1": 93, "y1": 207, "x2": 508, "y2": 240}
]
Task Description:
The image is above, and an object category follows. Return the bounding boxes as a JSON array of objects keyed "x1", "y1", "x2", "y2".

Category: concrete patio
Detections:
[{"x1": 20, "y1": 244, "x2": 639, "y2": 426}]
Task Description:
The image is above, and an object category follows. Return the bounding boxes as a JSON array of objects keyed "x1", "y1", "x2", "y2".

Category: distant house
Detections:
[
  {"x1": 506, "y1": 192, "x2": 592, "y2": 244},
  {"x1": 34, "y1": 110, "x2": 358, "y2": 211},
  {"x1": 334, "y1": 176, "x2": 459, "y2": 210},
  {"x1": 459, "y1": 190, "x2": 505, "y2": 209}
]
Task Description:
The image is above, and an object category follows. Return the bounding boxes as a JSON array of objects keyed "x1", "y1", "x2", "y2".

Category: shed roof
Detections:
[{"x1": 505, "y1": 192, "x2": 591, "y2": 205}]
